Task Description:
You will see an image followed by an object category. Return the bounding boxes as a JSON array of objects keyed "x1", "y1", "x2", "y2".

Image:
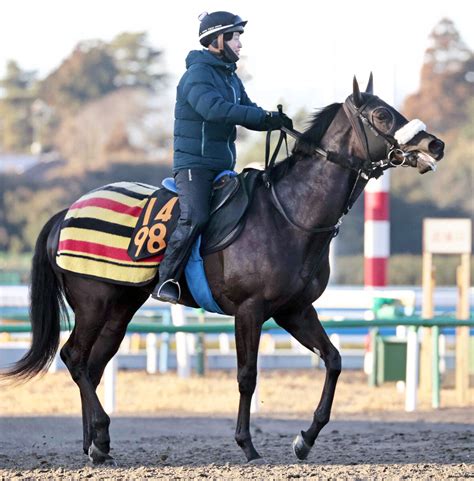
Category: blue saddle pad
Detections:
[
  {"x1": 161, "y1": 170, "x2": 237, "y2": 194},
  {"x1": 184, "y1": 236, "x2": 224, "y2": 314}
]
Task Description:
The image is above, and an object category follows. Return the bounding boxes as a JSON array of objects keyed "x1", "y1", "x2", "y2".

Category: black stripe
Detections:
[
  {"x1": 57, "y1": 252, "x2": 159, "y2": 269},
  {"x1": 61, "y1": 217, "x2": 134, "y2": 238},
  {"x1": 99, "y1": 185, "x2": 151, "y2": 200}
]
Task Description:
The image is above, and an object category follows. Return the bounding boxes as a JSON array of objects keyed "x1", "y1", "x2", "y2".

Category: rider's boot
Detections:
[{"x1": 151, "y1": 221, "x2": 195, "y2": 304}]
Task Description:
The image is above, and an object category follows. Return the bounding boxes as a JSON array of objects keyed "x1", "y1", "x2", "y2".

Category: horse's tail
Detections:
[{"x1": 2, "y1": 210, "x2": 69, "y2": 382}]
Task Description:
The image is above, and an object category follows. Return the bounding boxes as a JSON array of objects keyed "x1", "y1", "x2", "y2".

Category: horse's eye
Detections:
[{"x1": 376, "y1": 109, "x2": 391, "y2": 121}]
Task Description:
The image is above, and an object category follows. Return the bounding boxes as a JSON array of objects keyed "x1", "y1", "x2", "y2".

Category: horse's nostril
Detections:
[{"x1": 429, "y1": 139, "x2": 444, "y2": 154}]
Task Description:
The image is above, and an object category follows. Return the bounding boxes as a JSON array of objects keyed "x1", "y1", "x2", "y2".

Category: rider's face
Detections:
[{"x1": 226, "y1": 32, "x2": 242, "y2": 58}]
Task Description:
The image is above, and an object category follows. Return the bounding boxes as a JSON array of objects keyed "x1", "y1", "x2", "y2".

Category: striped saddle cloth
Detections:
[{"x1": 56, "y1": 182, "x2": 179, "y2": 285}]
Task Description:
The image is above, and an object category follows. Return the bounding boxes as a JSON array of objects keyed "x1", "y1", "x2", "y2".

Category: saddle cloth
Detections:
[
  {"x1": 55, "y1": 170, "x2": 261, "y2": 301},
  {"x1": 56, "y1": 182, "x2": 164, "y2": 285}
]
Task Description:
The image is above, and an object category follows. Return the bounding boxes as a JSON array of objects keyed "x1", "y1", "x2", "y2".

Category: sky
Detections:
[{"x1": 2, "y1": 0, "x2": 473, "y2": 116}]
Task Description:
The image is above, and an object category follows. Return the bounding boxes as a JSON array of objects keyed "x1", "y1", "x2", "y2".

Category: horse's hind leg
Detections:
[
  {"x1": 85, "y1": 292, "x2": 148, "y2": 459},
  {"x1": 234, "y1": 299, "x2": 264, "y2": 462},
  {"x1": 274, "y1": 304, "x2": 341, "y2": 460},
  {"x1": 61, "y1": 299, "x2": 114, "y2": 461}
]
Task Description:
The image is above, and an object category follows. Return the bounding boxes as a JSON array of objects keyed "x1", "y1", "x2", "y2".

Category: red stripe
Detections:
[
  {"x1": 59, "y1": 239, "x2": 163, "y2": 263},
  {"x1": 364, "y1": 192, "x2": 389, "y2": 221},
  {"x1": 364, "y1": 257, "x2": 387, "y2": 286},
  {"x1": 70, "y1": 197, "x2": 143, "y2": 217}
]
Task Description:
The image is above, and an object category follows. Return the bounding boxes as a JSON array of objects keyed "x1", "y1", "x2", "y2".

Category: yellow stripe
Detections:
[
  {"x1": 58, "y1": 249, "x2": 160, "y2": 267},
  {"x1": 77, "y1": 190, "x2": 147, "y2": 207},
  {"x1": 60, "y1": 227, "x2": 130, "y2": 249},
  {"x1": 56, "y1": 255, "x2": 157, "y2": 284},
  {"x1": 65, "y1": 206, "x2": 139, "y2": 226}
]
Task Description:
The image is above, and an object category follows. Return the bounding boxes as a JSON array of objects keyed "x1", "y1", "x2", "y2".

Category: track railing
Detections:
[{"x1": 1, "y1": 313, "x2": 472, "y2": 414}]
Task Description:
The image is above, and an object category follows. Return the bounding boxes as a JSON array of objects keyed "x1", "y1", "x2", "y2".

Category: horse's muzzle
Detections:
[{"x1": 428, "y1": 139, "x2": 445, "y2": 160}]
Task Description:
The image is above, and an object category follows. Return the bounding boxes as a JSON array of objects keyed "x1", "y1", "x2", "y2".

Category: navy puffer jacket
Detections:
[{"x1": 173, "y1": 50, "x2": 267, "y2": 172}]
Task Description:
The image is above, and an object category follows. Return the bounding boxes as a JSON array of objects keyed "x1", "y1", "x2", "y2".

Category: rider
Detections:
[{"x1": 152, "y1": 10, "x2": 293, "y2": 303}]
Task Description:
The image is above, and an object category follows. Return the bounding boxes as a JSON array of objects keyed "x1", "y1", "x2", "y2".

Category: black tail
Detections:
[{"x1": 2, "y1": 210, "x2": 69, "y2": 381}]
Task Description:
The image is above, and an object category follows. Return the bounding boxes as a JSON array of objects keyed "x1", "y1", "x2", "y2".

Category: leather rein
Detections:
[{"x1": 263, "y1": 97, "x2": 401, "y2": 237}]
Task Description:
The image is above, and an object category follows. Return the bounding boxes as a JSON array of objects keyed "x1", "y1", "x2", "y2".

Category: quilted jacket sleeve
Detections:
[
  {"x1": 236, "y1": 76, "x2": 268, "y2": 131},
  {"x1": 183, "y1": 65, "x2": 266, "y2": 130}
]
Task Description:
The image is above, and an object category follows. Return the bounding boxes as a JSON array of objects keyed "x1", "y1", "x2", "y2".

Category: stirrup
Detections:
[{"x1": 152, "y1": 279, "x2": 181, "y2": 304}]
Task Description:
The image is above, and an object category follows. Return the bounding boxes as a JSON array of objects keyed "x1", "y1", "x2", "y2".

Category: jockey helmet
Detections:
[{"x1": 198, "y1": 11, "x2": 247, "y2": 47}]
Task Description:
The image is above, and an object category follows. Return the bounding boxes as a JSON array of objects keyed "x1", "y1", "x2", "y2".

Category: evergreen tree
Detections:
[
  {"x1": 0, "y1": 60, "x2": 37, "y2": 151},
  {"x1": 108, "y1": 32, "x2": 166, "y2": 91},
  {"x1": 403, "y1": 18, "x2": 474, "y2": 133},
  {"x1": 40, "y1": 40, "x2": 119, "y2": 114}
]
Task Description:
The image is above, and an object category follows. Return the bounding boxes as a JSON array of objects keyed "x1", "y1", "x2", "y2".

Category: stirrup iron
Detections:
[{"x1": 154, "y1": 279, "x2": 181, "y2": 304}]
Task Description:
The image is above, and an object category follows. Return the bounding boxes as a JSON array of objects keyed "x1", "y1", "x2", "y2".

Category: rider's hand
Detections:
[{"x1": 263, "y1": 111, "x2": 293, "y2": 131}]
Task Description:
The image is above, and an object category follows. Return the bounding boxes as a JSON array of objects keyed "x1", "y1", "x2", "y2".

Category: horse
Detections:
[{"x1": 2, "y1": 75, "x2": 444, "y2": 464}]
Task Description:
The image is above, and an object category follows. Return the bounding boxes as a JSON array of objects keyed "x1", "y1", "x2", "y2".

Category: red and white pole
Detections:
[{"x1": 364, "y1": 172, "x2": 390, "y2": 287}]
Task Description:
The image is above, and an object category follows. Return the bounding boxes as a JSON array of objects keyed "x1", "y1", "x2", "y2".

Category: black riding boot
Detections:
[
  {"x1": 152, "y1": 221, "x2": 195, "y2": 303},
  {"x1": 151, "y1": 168, "x2": 217, "y2": 303}
]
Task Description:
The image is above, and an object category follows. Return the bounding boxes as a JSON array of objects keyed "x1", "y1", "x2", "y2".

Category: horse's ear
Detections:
[
  {"x1": 352, "y1": 76, "x2": 363, "y2": 107},
  {"x1": 365, "y1": 72, "x2": 374, "y2": 94}
]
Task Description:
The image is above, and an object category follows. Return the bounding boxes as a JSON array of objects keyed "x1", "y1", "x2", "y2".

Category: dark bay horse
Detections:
[{"x1": 2, "y1": 76, "x2": 444, "y2": 464}]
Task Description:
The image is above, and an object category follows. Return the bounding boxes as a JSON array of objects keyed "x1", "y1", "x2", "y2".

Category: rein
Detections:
[
  {"x1": 262, "y1": 96, "x2": 408, "y2": 229},
  {"x1": 260, "y1": 98, "x2": 398, "y2": 282}
]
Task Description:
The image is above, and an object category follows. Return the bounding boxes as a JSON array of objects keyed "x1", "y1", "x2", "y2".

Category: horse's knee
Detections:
[
  {"x1": 325, "y1": 348, "x2": 341, "y2": 375},
  {"x1": 237, "y1": 366, "x2": 257, "y2": 394}
]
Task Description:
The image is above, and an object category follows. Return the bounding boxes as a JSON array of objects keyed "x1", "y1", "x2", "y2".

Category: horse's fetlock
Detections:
[
  {"x1": 235, "y1": 432, "x2": 251, "y2": 447},
  {"x1": 93, "y1": 414, "x2": 110, "y2": 431}
]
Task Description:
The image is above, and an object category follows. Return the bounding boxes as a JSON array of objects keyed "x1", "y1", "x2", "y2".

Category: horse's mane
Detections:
[{"x1": 268, "y1": 103, "x2": 342, "y2": 181}]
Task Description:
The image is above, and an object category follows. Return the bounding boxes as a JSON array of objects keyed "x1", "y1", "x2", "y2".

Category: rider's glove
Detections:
[{"x1": 263, "y1": 111, "x2": 293, "y2": 131}]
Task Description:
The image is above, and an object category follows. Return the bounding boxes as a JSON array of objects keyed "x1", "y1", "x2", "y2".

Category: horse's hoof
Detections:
[
  {"x1": 88, "y1": 441, "x2": 116, "y2": 465},
  {"x1": 292, "y1": 432, "x2": 312, "y2": 460}
]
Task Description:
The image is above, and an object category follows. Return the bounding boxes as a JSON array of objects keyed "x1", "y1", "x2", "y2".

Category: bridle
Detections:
[
  {"x1": 263, "y1": 96, "x2": 426, "y2": 235},
  {"x1": 342, "y1": 95, "x2": 417, "y2": 172},
  {"x1": 260, "y1": 85, "x2": 431, "y2": 288}
]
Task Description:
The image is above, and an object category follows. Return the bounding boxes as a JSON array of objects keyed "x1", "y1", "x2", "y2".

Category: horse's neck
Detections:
[{"x1": 277, "y1": 122, "x2": 356, "y2": 230}]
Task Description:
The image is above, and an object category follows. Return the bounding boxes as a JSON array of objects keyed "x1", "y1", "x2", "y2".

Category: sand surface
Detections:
[{"x1": 1, "y1": 370, "x2": 472, "y2": 479}]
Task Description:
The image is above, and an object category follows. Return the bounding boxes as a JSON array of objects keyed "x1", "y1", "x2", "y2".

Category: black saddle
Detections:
[{"x1": 161, "y1": 168, "x2": 261, "y2": 256}]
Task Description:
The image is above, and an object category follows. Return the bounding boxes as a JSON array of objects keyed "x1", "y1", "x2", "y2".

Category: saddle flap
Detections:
[
  {"x1": 201, "y1": 168, "x2": 261, "y2": 255},
  {"x1": 209, "y1": 175, "x2": 240, "y2": 215}
]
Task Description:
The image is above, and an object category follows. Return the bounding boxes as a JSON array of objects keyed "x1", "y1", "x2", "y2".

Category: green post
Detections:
[
  {"x1": 432, "y1": 325, "x2": 440, "y2": 408},
  {"x1": 195, "y1": 309, "x2": 206, "y2": 376},
  {"x1": 369, "y1": 328, "x2": 379, "y2": 387}
]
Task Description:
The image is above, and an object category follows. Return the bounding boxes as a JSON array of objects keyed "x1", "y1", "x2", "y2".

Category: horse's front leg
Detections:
[
  {"x1": 274, "y1": 304, "x2": 341, "y2": 460},
  {"x1": 234, "y1": 299, "x2": 264, "y2": 462}
]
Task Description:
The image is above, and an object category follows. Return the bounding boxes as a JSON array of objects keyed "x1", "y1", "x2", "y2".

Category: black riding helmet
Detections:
[{"x1": 198, "y1": 11, "x2": 247, "y2": 63}]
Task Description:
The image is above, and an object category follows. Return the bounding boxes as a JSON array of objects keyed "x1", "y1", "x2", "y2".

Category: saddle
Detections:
[
  {"x1": 54, "y1": 171, "x2": 261, "y2": 291},
  {"x1": 128, "y1": 168, "x2": 261, "y2": 261}
]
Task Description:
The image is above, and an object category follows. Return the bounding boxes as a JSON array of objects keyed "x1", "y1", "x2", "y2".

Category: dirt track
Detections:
[
  {"x1": 0, "y1": 370, "x2": 473, "y2": 479},
  {"x1": 0, "y1": 413, "x2": 472, "y2": 479}
]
